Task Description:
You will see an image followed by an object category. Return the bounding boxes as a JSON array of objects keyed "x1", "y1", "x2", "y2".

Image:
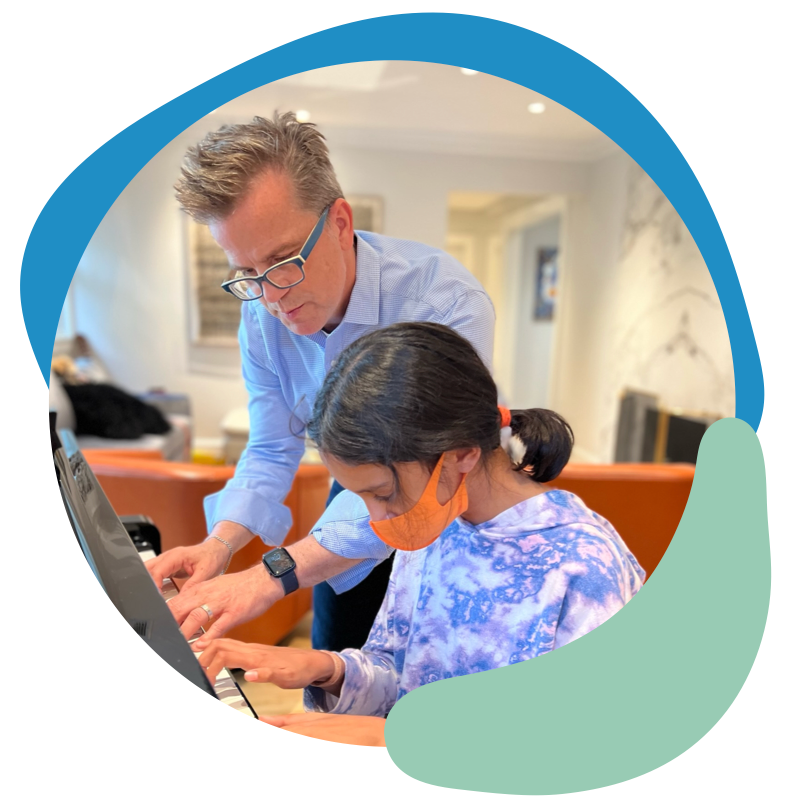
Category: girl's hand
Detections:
[{"x1": 195, "y1": 638, "x2": 334, "y2": 688}]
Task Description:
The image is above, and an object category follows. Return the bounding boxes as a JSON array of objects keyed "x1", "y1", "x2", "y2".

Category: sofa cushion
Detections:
[{"x1": 77, "y1": 419, "x2": 188, "y2": 461}]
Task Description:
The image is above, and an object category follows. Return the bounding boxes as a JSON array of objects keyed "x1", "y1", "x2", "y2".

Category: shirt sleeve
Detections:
[
  {"x1": 303, "y1": 568, "x2": 400, "y2": 717},
  {"x1": 441, "y1": 289, "x2": 496, "y2": 371},
  {"x1": 203, "y1": 304, "x2": 305, "y2": 545},
  {"x1": 309, "y1": 490, "x2": 393, "y2": 594}
]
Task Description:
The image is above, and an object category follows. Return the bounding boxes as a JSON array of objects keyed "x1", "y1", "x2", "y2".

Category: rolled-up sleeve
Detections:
[
  {"x1": 309, "y1": 490, "x2": 393, "y2": 594},
  {"x1": 204, "y1": 305, "x2": 304, "y2": 545}
]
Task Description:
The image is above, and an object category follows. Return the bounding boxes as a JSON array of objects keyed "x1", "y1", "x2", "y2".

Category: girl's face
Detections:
[{"x1": 321, "y1": 453, "x2": 468, "y2": 522}]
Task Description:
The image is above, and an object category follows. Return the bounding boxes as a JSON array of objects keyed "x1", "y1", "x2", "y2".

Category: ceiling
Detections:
[{"x1": 211, "y1": 61, "x2": 617, "y2": 162}]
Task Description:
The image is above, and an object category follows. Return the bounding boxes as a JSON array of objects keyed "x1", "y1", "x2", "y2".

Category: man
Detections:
[{"x1": 146, "y1": 112, "x2": 494, "y2": 650}]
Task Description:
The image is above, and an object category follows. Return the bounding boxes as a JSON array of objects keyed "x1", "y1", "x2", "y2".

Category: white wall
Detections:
[
  {"x1": 71, "y1": 122, "x2": 590, "y2": 444},
  {"x1": 330, "y1": 145, "x2": 588, "y2": 248},
  {"x1": 551, "y1": 152, "x2": 735, "y2": 462}
]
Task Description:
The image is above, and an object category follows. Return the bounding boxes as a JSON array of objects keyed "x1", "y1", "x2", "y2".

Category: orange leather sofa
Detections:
[
  {"x1": 549, "y1": 463, "x2": 695, "y2": 578},
  {"x1": 82, "y1": 451, "x2": 330, "y2": 645}
]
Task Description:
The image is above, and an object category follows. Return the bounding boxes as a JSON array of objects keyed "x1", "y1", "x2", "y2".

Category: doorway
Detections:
[{"x1": 445, "y1": 192, "x2": 566, "y2": 409}]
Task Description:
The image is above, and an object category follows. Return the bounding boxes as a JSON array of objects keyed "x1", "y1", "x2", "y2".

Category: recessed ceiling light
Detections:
[
  {"x1": 528, "y1": 102, "x2": 546, "y2": 114},
  {"x1": 460, "y1": 68, "x2": 479, "y2": 76},
  {"x1": 295, "y1": 109, "x2": 311, "y2": 123}
]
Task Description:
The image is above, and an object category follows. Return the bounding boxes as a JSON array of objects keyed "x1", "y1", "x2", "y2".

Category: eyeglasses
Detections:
[{"x1": 221, "y1": 205, "x2": 331, "y2": 301}]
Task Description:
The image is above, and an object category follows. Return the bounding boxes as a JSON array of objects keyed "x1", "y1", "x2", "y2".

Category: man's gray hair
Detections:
[{"x1": 175, "y1": 111, "x2": 344, "y2": 222}]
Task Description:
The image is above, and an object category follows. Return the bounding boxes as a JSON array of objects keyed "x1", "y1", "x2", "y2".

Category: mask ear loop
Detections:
[
  {"x1": 423, "y1": 453, "x2": 447, "y2": 500},
  {"x1": 430, "y1": 453, "x2": 468, "y2": 515}
]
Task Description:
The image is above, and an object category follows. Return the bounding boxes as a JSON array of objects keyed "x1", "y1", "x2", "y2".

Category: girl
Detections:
[{"x1": 197, "y1": 323, "x2": 645, "y2": 744}]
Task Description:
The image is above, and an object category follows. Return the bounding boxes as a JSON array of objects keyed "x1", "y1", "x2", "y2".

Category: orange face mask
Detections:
[{"x1": 369, "y1": 453, "x2": 468, "y2": 552}]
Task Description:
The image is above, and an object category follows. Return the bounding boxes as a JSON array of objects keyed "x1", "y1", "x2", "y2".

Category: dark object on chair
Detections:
[{"x1": 63, "y1": 383, "x2": 171, "y2": 439}]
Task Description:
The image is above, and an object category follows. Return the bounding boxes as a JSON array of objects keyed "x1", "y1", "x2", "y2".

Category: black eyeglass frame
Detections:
[{"x1": 220, "y1": 205, "x2": 331, "y2": 300}]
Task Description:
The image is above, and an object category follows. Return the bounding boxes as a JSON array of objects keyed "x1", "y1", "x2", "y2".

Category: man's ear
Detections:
[{"x1": 331, "y1": 198, "x2": 354, "y2": 251}]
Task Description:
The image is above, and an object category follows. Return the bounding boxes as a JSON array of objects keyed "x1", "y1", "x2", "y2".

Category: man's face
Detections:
[{"x1": 209, "y1": 170, "x2": 355, "y2": 335}]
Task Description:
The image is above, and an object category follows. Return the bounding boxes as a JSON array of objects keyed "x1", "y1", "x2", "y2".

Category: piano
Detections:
[
  {"x1": 53, "y1": 415, "x2": 256, "y2": 718},
  {"x1": 141, "y1": 548, "x2": 256, "y2": 718}
]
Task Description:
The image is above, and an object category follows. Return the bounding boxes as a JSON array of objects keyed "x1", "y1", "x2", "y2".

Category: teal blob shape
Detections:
[{"x1": 385, "y1": 418, "x2": 770, "y2": 794}]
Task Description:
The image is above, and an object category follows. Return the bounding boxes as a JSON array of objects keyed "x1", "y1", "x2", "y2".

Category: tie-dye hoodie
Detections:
[{"x1": 305, "y1": 489, "x2": 645, "y2": 717}]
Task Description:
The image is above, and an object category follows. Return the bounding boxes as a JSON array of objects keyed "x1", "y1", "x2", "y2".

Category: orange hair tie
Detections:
[{"x1": 498, "y1": 405, "x2": 511, "y2": 428}]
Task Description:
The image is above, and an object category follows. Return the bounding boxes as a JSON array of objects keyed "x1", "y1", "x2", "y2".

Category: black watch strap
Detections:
[
  {"x1": 262, "y1": 548, "x2": 299, "y2": 596},
  {"x1": 278, "y1": 567, "x2": 299, "y2": 596}
]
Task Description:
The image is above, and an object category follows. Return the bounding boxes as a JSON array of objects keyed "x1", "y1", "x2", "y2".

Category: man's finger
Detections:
[
  {"x1": 154, "y1": 568, "x2": 185, "y2": 590},
  {"x1": 183, "y1": 564, "x2": 213, "y2": 589},
  {"x1": 167, "y1": 593, "x2": 196, "y2": 625},
  {"x1": 199, "y1": 614, "x2": 233, "y2": 642},
  {"x1": 146, "y1": 555, "x2": 186, "y2": 589},
  {"x1": 179, "y1": 605, "x2": 211, "y2": 640}
]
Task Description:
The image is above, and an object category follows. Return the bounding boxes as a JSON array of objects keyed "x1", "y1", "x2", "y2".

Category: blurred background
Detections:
[{"x1": 53, "y1": 60, "x2": 734, "y2": 465}]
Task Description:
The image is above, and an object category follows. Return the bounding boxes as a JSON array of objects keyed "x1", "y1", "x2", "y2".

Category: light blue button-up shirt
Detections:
[{"x1": 204, "y1": 231, "x2": 495, "y2": 593}]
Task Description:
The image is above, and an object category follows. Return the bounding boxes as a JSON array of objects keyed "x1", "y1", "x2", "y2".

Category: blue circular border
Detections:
[{"x1": 22, "y1": 12, "x2": 763, "y2": 429}]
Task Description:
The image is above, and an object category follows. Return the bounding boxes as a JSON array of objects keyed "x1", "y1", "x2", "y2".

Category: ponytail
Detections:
[
  {"x1": 509, "y1": 409, "x2": 574, "y2": 483},
  {"x1": 310, "y1": 322, "x2": 576, "y2": 484}
]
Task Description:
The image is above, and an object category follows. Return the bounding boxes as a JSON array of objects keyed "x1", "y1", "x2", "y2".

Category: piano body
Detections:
[
  {"x1": 52, "y1": 415, "x2": 256, "y2": 718},
  {"x1": 149, "y1": 560, "x2": 256, "y2": 718}
]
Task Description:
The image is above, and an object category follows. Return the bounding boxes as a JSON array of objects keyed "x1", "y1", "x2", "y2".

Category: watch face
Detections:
[{"x1": 265, "y1": 548, "x2": 295, "y2": 576}]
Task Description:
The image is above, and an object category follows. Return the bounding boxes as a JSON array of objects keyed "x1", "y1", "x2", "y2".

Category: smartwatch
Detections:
[{"x1": 262, "y1": 547, "x2": 299, "y2": 595}]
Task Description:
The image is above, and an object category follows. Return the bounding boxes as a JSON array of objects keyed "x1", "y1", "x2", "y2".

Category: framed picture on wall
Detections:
[
  {"x1": 347, "y1": 195, "x2": 384, "y2": 233},
  {"x1": 533, "y1": 247, "x2": 558, "y2": 321},
  {"x1": 186, "y1": 218, "x2": 242, "y2": 346}
]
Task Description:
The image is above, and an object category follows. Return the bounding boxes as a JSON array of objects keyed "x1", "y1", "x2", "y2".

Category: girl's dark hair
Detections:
[{"x1": 308, "y1": 323, "x2": 573, "y2": 484}]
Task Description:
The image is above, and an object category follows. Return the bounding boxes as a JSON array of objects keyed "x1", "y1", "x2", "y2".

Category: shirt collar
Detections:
[{"x1": 340, "y1": 233, "x2": 380, "y2": 327}]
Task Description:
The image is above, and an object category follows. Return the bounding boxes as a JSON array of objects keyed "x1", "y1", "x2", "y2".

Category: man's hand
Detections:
[
  {"x1": 260, "y1": 714, "x2": 386, "y2": 747},
  {"x1": 195, "y1": 638, "x2": 335, "y2": 689},
  {"x1": 168, "y1": 564, "x2": 282, "y2": 641},
  {"x1": 145, "y1": 540, "x2": 230, "y2": 591},
  {"x1": 152, "y1": 534, "x2": 365, "y2": 641}
]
